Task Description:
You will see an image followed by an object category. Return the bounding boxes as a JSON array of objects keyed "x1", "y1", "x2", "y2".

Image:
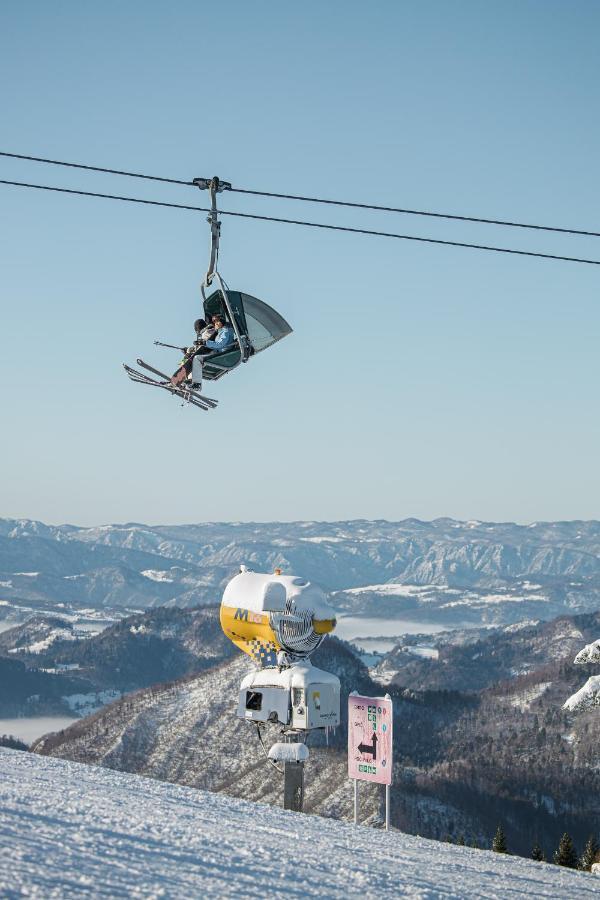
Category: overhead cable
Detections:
[
  {"x1": 1, "y1": 150, "x2": 598, "y2": 239},
  {"x1": 230, "y1": 187, "x2": 600, "y2": 239},
  {"x1": 0, "y1": 151, "x2": 192, "y2": 187},
  {"x1": 1, "y1": 178, "x2": 598, "y2": 267}
]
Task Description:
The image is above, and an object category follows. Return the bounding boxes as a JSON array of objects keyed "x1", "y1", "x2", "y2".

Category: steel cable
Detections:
[
  {"x1": 0, "y1": 150, "x2": 192, "y2": 186},
  {"x1": 1, "y1": 178, "x2": 598, "y2": 266},
  {"x1": 1, "y1": 149, "x2": 598, "y2": 238}
]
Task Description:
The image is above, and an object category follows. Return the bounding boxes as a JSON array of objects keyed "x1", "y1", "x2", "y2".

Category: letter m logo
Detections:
[{"x1": 234, "y1": 608, "x2": 249, "y2": 622}]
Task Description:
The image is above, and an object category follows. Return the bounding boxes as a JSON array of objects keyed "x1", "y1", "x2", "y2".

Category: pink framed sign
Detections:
[{"x1": 348, "y1": 693, "x2": 393, "y2": 785}]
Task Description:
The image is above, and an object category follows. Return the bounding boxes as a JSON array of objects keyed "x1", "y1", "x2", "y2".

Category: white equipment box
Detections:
[{"x1": 238, "y1": 661, "x2": 340, "y2": 729}]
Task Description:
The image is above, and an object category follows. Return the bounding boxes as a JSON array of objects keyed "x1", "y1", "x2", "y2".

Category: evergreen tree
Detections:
[
  {"x1": 492, "y1": 824, "x2": 508, "y2": 854},
  {"x1": 578, "y1": 835, "x2": 600, "y2": 872},
  {"x1": 0, "y1": 734, "x2": 28, "y2": 751},
  {"x1": 553, "y1": 832, "x2": 578, "y2": 868},
  {"x1": 531, "y1": 843, "x2": 546, "y2": 862},
  {"x1": 456, "y1": 835, "x2": 465, "y2": 846}
]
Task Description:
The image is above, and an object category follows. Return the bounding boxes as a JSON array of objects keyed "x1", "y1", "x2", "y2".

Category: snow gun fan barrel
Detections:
[{"x1": 219, "y1": 566, "x2": 337, "y2": 665}]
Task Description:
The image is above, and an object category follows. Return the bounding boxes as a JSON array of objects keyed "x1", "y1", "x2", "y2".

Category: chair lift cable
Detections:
[
  {"x1": 0, "y1": 177, "x2": 599, "y2": 267},
  {"x1": 228, "y1": 186, "x2": 600, "y2": 240},
  {"x1": 0, "y1": 150, "x2": 192, "y2": 186},
  {"x1": 0, "y1": 150, "x2": 599, "y2": 239}
]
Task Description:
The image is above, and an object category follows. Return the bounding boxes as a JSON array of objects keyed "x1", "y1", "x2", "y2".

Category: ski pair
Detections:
[{"x1": 123, "y1": 359, "x2": 218, "y2": 411}]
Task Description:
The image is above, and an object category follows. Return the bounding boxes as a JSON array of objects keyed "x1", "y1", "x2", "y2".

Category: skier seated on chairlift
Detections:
[{"x1": 170, "y1": 315, "x2": 235, "y2": 386}]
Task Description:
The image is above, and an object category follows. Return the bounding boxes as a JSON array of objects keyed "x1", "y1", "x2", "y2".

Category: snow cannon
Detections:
[
  {"x1": 221, "y1": 566, "x2": 340, "y2": 813},
  {"x1": 220, "y1": 567, "x2": 341, "y2": 734},
  {"x1": 220, "y1": 566, "x2": 337, "y2": 667}
]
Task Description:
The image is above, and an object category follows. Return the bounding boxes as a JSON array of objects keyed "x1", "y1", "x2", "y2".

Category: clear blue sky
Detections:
[{"x1": 1, "y1": 1, "x2": 598, "y2": 526}]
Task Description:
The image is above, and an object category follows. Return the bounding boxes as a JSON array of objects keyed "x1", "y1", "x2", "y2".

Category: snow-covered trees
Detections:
[
  {"x1": 0, "y1": 734, "x2": 28, "y2": 751},
  {"x1": 553, "y1": 832, "x2": 578, "y2": 868},
  {"x1": 492, "y1": 824, "x2": 508, "y2": 854},
  {"x1": 578, "y1": 835, "x2": 600, "y2": 872},
  {"x1": 563, "y1": 640, "x2": 600, "y2": 712},
  {"x1": 573, "y1": 640, "x2": 600, "y2": 666},
  {"x1": 531, "y1": 842, "x2": 546, "y2": 862}
]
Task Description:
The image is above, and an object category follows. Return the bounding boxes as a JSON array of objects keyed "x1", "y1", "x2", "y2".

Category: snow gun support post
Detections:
[
  {"x1": 268, "y1": 739, "x2": 309, "y2": 812},
  {"x1": 220, "y1": 566, "x2": 341, "y2": 813}
]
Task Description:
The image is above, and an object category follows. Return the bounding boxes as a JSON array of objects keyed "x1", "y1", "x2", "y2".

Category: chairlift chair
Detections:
[
  {"x1": 124, "y1": 174, "x2": 292, "y2": 409},
  {"x1": 199, "y1": 282, "x2": 292, "y2": 382}
]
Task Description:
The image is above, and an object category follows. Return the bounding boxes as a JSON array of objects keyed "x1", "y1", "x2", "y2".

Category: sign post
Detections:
[{"x1": 348, "y1": 692, "x2": 393, "y2": 830}]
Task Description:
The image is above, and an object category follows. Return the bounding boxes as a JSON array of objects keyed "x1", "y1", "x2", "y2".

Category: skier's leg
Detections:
[
  {"x1": 171, "y1": 347, "x2": 211, "y2": 386},
  {"x1": 171, "y1": 357, "x2": 194, "y2": 386}
]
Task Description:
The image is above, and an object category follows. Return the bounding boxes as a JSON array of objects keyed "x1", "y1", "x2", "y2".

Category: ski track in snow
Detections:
[{"x1": 0, "y1": 751, "x2": 596, "y2": 899}]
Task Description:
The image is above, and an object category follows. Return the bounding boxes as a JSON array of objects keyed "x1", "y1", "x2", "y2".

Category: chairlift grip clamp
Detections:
[{"x1": 192, "y1": 176, "x2": 232, "y2": 192}]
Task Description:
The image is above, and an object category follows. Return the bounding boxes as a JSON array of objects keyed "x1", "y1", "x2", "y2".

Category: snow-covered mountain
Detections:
[
  {"x1": 564, "y1": 676, "x2": 600, "y2": 712},
  {"x1": 563, "y1": 637, "x2": 600, "y2": 712},
  {"x1": 3, "y1": 750, "x2": 596, "y2": 899},
  {"x1": 373, "y1": 609, "x2": 600, "y2": 691},
  {"x1": 0, "y1": 606, "x2": 234, "y2": 716},
  {"x1": 32, "y1": 618, "x2": 600, "y2": 858},
  {"x1": 1, "y1": 517, "x2": 599, "y2": 627}
]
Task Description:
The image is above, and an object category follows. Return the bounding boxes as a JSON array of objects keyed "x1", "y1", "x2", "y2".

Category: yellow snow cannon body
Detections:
[{"x1": 220, "y1": 566, "x2": 337, "y2": 667}]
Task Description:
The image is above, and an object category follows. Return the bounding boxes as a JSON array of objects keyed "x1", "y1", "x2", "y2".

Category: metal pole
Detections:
[
  {"x1": 385, "y1": 783, "x2": 390, "y2": 831},
  {"x1": 385, "y1": 691, "x2": 392, "y2": 832},
  {"x1": 283, "y1": 760, "x2": 304, "y2": 812},
  {"x1": 354, "y1": 778, "x2": 358, "y2": 825}
]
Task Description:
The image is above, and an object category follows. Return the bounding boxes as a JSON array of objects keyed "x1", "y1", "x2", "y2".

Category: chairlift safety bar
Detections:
[{"x1": 202, "y1": 271, "x2": 250, "y2": 366}]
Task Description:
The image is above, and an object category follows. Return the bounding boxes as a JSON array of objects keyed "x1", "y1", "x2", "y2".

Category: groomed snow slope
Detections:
[{"x1": 0, "y1": 751, "x2": 595, "y2": 899}]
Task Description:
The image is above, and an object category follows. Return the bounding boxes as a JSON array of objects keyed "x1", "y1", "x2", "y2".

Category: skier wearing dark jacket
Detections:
[{"x1": 170, "y1": 316, "x2": 234, "y2": 386}]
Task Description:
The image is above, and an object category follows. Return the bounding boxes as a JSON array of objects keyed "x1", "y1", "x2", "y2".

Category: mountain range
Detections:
[{"x1": 1, "y1": 517, "x2": 599, "y2": 627}]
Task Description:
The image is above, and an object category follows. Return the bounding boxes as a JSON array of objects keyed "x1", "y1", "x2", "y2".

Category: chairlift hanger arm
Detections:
[
  {"x1": 193, "y1": 176, "x2": 231, "y2": 288},
  {"x1": 192, "y1": 175, "x2": 249, "y2": 365}
]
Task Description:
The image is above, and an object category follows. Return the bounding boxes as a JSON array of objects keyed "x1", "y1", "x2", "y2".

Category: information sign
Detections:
[{"x1": 348, "y1": 693, "x2": 393, "y2": 785}]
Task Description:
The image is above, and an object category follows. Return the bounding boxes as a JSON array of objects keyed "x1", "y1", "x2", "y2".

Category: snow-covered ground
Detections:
[
  {"x1": 574, "y1": 639, "x2": 600, "y2": 665},
  {"x1": 7, "y1": 624, "x2": 76, "y2": 654},
  {"x1": 0, "y1": 750, "x2": 596, "y2": 898},
  {"x1": 509, "y1": 682, "x2": 552, "y2": 711},
  {"x1": 563, "y1": 674, "x2": 600, "y2": 712},
  {"x1": 141, "y1": 569, "x2": 175, "y2": 583},
  {"x1": 63, "y1": 689, "x2": 122, "y2": 717}
]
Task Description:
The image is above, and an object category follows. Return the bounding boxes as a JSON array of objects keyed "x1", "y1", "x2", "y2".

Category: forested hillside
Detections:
[{"x1": 33, "y1": 624, "x2": 600, "y2": 858}]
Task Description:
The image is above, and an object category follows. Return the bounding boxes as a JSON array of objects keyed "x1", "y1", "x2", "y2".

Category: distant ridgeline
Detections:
[{"x1": 0, "y1": 517, "x2": 599, "y2": 626}]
